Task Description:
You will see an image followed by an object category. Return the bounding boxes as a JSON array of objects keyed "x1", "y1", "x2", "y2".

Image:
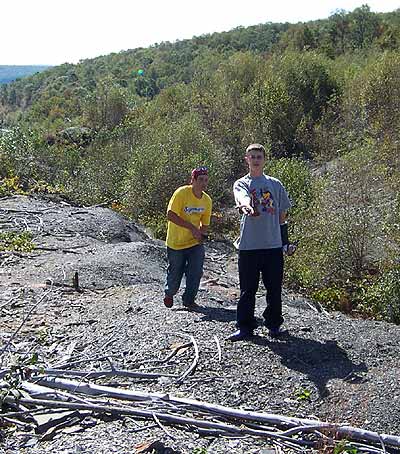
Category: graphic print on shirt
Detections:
[
  {"x1": 184, "y1": 206, "x2": 205, "y2": 214},
  {"x1": 250, "y1": 187, "x2": 276, "y2": 215}
]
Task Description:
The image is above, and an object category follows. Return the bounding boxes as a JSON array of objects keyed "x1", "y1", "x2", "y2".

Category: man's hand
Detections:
[
  {"x1": 168, "y1": 210, "x2": 205, "y2": 242},
  {"x1": 190, "y1": 225, "x2": 204, "y2": 241},
  {"x1": 236, "y1": 204, "x2": 254, "y2": 216}
]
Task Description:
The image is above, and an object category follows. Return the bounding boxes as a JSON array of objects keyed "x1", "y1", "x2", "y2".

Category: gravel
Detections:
[{"x1": 1, "y1": 195, "x2": 400, "y2": 454}]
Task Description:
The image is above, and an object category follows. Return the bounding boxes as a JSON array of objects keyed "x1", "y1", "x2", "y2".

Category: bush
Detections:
[
  {"x1": 356, "y1": 267, "x2": 400, "y2": 323},
  {"x1": 0, "y1": 127, "x2": 40, "y2": 179},
  {"x1": 243, "y1": 51, "x2": 338, "y2": 159},
  {"x1": 0, "y1": 176, "x2": 27, "y2": 196},
  {"x1": 122, "y1": 112, "x2": 232, "y2": 238},
  {"x1": 286, "y1": 145, "x2": 393, "y2": 290},
  {"x1": 62, "y1": 139, "x2": 131, "y2": 205},
  {"x1": 266, "y1": 157, "x2": 313, "y2": 217},
  {"x1": 0, "y1": 231, "x2": 35, "y2": 252}
]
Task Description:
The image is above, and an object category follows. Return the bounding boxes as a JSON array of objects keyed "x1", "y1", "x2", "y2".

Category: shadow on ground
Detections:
[
  {"x1": 250, "y1": 332, "x2": 368, "y2": 397},
  {"x1": 173, "y1": 303, "x2": 237, "y2": 323}
]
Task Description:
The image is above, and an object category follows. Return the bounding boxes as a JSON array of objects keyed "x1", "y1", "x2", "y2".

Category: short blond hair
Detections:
[{"x1": 245, "y1": 143, "x2": 266, "y2": 157}]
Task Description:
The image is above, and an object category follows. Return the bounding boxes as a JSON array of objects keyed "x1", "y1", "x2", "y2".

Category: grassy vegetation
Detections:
[{"x1": 0, "y1": 231, "x2": 35, "y2": 253}]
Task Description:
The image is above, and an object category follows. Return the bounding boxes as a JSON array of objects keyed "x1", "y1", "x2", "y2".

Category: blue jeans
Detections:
[
  {"x1": 237, "y1": 248, "x2": 284, "y2": 331},
  {"x1": 165, "y1": 244, "x2": 205, "y2": 305}
]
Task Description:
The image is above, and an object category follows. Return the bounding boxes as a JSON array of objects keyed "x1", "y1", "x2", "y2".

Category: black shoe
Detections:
[
  {"x1": 268, "y1": 327, "x2": 282, "y2": 338},
  {"x1": 228, "y1": 329, "x2": 253, "y2": 342}
]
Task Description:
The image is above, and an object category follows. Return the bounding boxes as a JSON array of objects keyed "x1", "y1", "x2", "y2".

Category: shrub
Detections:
[
  {"x1": 0, "y1": 127, "x2": 40, "y2": 179},
  {"x1": 122, "y1": 112, "x2": 232, "y2": 237},
  {"x1": 0, "y1": 231, "x2": 35, "y2": 253},
  {"x1": 62, "y1": 140, "x2": 131, "y2": 205},
  {"x1": 356, "y1": 267, "x2": 400, "y2": 323},
  {"x1": 266, "y1": 157, "x2": 313, "y2": 217},
  {"x1": 286, "y1": 145, "x2": 393, "y2": 290},
  {"x1": 0, "y1": 176, "x2": 27, "y2": 197}
]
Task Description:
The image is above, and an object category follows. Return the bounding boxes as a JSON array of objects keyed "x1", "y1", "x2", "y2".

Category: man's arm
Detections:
[
  {"x1": 167, "y1": 210, "x2": 203, "y2": 241},
  {"x1": 234, "y1": 181, "x2": 254, "y2": 215}
]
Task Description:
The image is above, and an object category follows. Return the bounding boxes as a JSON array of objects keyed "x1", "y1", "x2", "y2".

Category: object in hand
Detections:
[
  {"x1": 287, "y1": 243, "x2": 297, "y2": 256},
  {"x1": 283, "y1": 242, "x2": 298, "y2": 256}
]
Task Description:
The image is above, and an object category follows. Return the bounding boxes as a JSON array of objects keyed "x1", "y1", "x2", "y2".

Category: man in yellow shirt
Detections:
[{"x1": 164, "y1": 167, "x2": 212, "y2": 309}]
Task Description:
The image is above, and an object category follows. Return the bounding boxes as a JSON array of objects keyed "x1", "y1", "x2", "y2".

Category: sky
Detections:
[{"x1": 2, "y1": 0, "x2": 399, "y2": 66}]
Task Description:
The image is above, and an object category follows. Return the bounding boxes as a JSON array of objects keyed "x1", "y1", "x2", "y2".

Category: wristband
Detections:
[{"x1": 280, "y1": 222, "x2": 289, "y2": 246}]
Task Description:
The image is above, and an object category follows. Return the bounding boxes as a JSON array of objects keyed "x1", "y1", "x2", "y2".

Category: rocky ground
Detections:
[{"x1": 1, "y1": 195, "x2": 400, "y2": 454}]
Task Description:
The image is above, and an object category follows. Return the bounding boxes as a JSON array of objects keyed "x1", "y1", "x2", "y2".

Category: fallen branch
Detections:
[
  {"x1": 35, "y1": 246, "x2": 82, "y2": 254},
  {"x1": 52, "y1": 354, "x2": 124, "y2": 370},
  {"x1": 176, "y1": 336, "x2": 199, "y2": 383},
  {"x1": 152, "y1": 412, "x2": 176, "y2": 440},
  {"x1": 31, "y1": 376, "x2": 400, "y2": 448},
  {"x1": 0, "y1": 296, "x2": 18, "y2": 311},
  {"x1": 3, "y1": 396, "x2": 312, "y2": 447},
  {"x1": 158, "y1": 342, "x2": 193, "y2": 364},
  {"x1": 32, "y1": 367, "x2": 177, "y2": 380},
  {"x1": 214, "y1": 335, "x2": 222, "y2": 362}
]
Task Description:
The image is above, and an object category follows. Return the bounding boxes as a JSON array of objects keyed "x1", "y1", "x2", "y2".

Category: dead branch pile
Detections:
[{"x1": 1, "y1": 339, "x2": 399, "y2": 454}]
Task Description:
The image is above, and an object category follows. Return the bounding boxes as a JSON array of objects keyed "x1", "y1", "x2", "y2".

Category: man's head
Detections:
[
  {"x1": 245, "y1": 143, "x2": 266, "y2": 174},
  {"x1": 191, "y1": 166, "x2": 209, "y2": 192}
]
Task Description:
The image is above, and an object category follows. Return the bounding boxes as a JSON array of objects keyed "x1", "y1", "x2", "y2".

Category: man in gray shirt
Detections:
[{"x1": 229, "y1": 143, "x2": 292, "y2": 341}]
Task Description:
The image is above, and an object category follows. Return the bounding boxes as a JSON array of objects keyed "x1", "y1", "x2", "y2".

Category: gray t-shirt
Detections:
[{"x1": 233, "y1": 173, "x2": 292, "y2": 250}]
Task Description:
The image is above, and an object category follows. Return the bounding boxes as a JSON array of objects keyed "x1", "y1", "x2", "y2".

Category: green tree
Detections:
[
  {"x1": 327, "y1": 9, "x2": 350, "y2": 55},
  {"x1": 348, "y1": 5, "x2": 381, "y2": 49},
  {"x1": 83, "y1": 79, "x2": 132, "y2": 130}
]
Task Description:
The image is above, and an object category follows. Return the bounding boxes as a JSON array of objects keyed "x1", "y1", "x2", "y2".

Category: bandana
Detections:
[{"x1": 191, "y1": 166, "x2": 208, "y2": 179}]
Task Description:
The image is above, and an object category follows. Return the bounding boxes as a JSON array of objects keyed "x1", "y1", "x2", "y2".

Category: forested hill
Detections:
[
  {"x1": 1, "y1": 5, "x2": 400, "y2": 325},
  {"x1": 0, "y1": 65, "x2": 51, "y2": 84},
  {"x1": 1, "y1": 5, "x2": 400, "y2": 131}
]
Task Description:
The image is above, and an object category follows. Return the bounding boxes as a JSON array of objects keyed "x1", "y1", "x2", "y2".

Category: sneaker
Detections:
[
  {"x1": 268, "y1": 327, "x2": 282, "y2": 338},
  {"x1": 163, "y1": 295, "x2": 173, "y2": 308},
  {"x1": 228, "y1": 329, "x2": 253, "y2": 342}
]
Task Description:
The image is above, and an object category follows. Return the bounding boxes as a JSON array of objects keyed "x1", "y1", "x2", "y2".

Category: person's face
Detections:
[
  {"x1": 245, "y1": 150, "x2": 265, "y2": 171},
  {"x1": 192, "y1": 174, "x2": 209, "y2": 192}
]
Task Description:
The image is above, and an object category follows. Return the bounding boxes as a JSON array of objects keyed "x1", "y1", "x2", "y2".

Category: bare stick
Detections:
[
  {"x1": 52, "y1": 354, "x2": 123, "y2": 370},
  {"x1": 214, "y1": 335, "x2": 222, "y2": 362},
  {"x1": 176, "y1": 336, "x2": 199, "y2": 384},
  {"x1": 73, "y1": 271, "x2": 80, "y2": 292},
  {"x1": 0, "y1": 296, "x2": 18, "y2": 311},
  {"x1": 32, "y1": 368, "x2": 177, "y2": 380},
  {"x1": 140, "y1": 341, "x2": 193, "y2": 366},
  {"x1": 3, "y1": 396, "x2": 312, "y2": 447},
  {"x1": 152, "y1": 412, "x2": 176, "y2": 440}
]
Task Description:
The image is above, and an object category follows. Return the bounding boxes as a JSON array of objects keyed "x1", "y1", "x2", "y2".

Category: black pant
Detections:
[{"x1": 237, "y1": 248, "x2": 284, "y2": 331}]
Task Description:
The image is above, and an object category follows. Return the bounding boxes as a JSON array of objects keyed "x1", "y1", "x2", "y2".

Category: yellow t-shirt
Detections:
[{"x1": 166, "y1": 185, "x2": 212, "y2": 250}]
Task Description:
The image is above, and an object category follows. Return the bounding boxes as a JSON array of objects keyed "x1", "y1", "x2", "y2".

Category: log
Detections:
[
  {"x1": 33, "y1": 377, "x2": 400, "y2": 448},
  {"x1": 3, "y1": 396, "x2": 310, "y2": 447}
]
